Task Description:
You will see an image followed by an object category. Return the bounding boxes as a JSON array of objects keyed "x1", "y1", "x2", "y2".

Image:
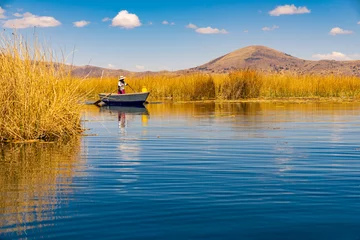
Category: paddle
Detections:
[
  {"x1": 126, "y1": 83, "x2": 136, "y2": 92},
  {"x1": 93, "y1": 89, "x2": 117, "y2": 106}
]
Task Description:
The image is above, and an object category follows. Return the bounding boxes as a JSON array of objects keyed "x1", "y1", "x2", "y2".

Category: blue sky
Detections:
[{"x1": 0, "y1": 0, "x2": 359, "y2": 71}]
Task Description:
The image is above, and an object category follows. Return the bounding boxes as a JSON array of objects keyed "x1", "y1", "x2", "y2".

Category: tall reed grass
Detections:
[
  {"x1": 0, "y1": 33, "x2": 85, "y2": 142},
  {"x1": 82, "y1": 70, "x2": 360, "y2": 101},
  {"x1": 261, "y1": 73, "x2": 360, "y2": 98},
  {"x1": 219, "y1": 70, "x2": 263, "y2": 99},
  {"x1": 81, "y1": 73, "x2": 217, "y2": 101}
]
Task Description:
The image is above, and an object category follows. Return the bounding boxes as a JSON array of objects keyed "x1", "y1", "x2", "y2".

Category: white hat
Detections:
[{"x1": 119, "y1": 76, "x2": 126, "y2": 80}]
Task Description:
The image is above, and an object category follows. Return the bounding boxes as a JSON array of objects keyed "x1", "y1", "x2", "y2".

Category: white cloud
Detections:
[
  {"x1": 0, "y1": 7, "x2": 6, "y2": 19},
  {"x1": 136, "y1": 65, "x2": 145, "y2": 70},
  {"x1": 3, "y1": 12, "x2": 61, "y2": 29},
  {"x1": 244, "y1": 30, "x2": 249, "y2": 33},
  {"x1": 186, "y1": 23, "x2": 197, "y2": 29},
  {"x1": 22, "y1": 12, "x2": 33, "y2": 17},
  {"x1": 161, "y1": 21, "x2": 174, "y2": 25},
  {"x1": 13, "y1": 13, "x2": 22, "y2": 17},
  {"x1": 358, "y1": 21, "x2": 360, "y2": 25},
  {"x1": 269, "y1": 4, "x2": 310, "y2": 16},
  {"x1": 329, "y1": 27, "x2": 353, "y2": 36},
  {"x1": 73, "y1": 20, "x2": 90, "y2": 27},
  {"x1": 312, "y1": 52, "x2": 352, "y2": 61},
  {"x1": 196, "y1": 26, "x2": 228, "y2": 34},
  {"x1": 186, "y1": 23, "x2": 228, "y2": 34},
  {"x1": 102, "y1": 17, "x2": 111, "y2": 22},
  {"x1": 111, "y1": 10, "x2": 141, "y2": 29},
  {"x1": 148, "y1": 21, "x2": 153, "y2": 25},
  {"x1": 262, "y1": 25, "x2": 279, "y2": 31},
  {"x1": 108, "y1": 64, "x2": 115, "y2": 68}
]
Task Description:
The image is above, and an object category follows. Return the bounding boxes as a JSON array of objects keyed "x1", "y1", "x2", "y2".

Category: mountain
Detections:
[
  {"x1": 189, "y1": 45, "x2": 360, "y2": 76},
  {"x1": 70, "y1": 65, "x2": 170, "y2": 78},
  {"x1": 70, "y1": 46, "x2": 360, "y2": 77},
  {"x1": 70, "y1": 65, "x2": 132, "y2": 78}
]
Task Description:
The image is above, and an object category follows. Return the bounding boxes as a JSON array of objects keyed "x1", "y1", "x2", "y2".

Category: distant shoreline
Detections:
[{"x1": 159, "y1": 97, "x2": 360, "y2": 104}]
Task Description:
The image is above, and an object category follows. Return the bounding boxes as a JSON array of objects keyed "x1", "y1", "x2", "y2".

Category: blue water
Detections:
[{"x1": 1, "y1": 102, "x2": 360, "y2": 239}]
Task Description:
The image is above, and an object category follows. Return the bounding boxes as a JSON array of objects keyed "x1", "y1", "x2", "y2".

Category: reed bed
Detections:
[
  {"x1": 82, "y1": 73, "x2": 219, "y2": 101},
  {"x1": 0, "y1": 33, "x2": 86, "y2": 142},
  {"x1": 82, "y1": 70, "x2": 360, "y2": 101},
  {"x1": 261, "y1": 73, "x2": 360, "y2": 98}
]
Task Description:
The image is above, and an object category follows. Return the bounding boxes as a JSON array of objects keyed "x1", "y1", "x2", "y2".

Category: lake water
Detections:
[{"x1": 1, "y1": 102, "x2": 360, "y2": 239}]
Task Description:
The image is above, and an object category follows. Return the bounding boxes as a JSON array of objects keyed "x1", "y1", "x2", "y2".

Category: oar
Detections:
[
  {"x1": 93, "y1": 89, "x2": 117, "y2": 106},
  {"x1": 126, "y1": 83, "x2": 136, "y2": 92}
]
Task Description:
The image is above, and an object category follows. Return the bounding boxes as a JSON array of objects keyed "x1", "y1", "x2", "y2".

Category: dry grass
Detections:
[
  {"x1": 218, "y1": 70, "x2": 263, "y2": 99},
  {"x1": 0, "y1": 33, "x2": 86, "y2": 142},
  {"x1": 261, "y1": 73, "x2": 360, "y2": 98},
  {"x1": 83, "y1": 73, "x2": 223, "y2": 101},
  {"x1": 81, "y1": 70, "x2": 360, "y2": 101}
]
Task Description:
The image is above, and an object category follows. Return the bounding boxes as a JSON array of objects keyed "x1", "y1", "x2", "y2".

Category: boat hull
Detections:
[{"x1": 98, "y1": 92, "x2": 150, "y2": 106}]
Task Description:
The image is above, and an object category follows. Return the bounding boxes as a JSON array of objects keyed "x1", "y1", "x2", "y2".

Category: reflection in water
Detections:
[
  {"x1": 99, "y1": 105, "x2": 149, "y2": 132},
  {"x1": 94, "y1": 106, "x2": 150, "y2": 191},
  {"x1": 144, "y1": 101, "x2": 360, "y2": 119},
  {"x1": 143, "y1": 102, "x2": 360, "y2": 176},
  {"x1": 0, "y1": 139, "x2": 82, "y2": 236},
  {"x1": 6, "y1": 102, "x2": 358, "y2": 239},
  {"x1": 118, "y1": 111, "x2": 126, "y2": 129}
]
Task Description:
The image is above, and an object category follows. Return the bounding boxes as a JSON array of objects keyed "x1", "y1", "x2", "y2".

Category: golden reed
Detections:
[
  {"x1": 0, "y1": 33, "x2": 86, "y2": 142},
  {"x1": 82, "y1": 70, "x2": 360, "y2": 101}
]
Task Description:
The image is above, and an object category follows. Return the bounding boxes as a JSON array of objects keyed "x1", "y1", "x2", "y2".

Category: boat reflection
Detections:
[
  {"x1": 103, "y1": 105, "x2": 149, "y2": 115},
  {"x1": 100, "y1": 105, "x2": 150, "y2": 131}
]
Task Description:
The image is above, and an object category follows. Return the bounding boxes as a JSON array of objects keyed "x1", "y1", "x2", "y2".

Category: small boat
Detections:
[{"x1": 97, "y1": 92, "x2": 150, "y2": 106}]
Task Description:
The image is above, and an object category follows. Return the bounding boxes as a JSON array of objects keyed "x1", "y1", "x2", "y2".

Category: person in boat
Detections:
[
  {"x1": 118, "y1": 76, "x2": 127, "y2": 94},
  {"x1": 118, "y1": 111, "x2": 126, "y2": 129}
]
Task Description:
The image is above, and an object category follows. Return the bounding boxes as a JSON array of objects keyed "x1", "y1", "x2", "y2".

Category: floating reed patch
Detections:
[{"x1": 0, "y1": 33, "x2": 86, "y2": 142}]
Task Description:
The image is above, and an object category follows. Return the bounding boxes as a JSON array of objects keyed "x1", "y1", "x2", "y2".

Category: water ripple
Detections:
[{"x1": 2, "y1": 103, "x2": 360, "y2": 239}]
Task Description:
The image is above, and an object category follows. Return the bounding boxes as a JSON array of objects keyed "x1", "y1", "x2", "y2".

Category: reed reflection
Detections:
[
  {"x1": 145, "y1": 102, "x2": 360, "y2": 175},
  {"x1": 144, "y1": 102, "x2": 360, "y2": 119},
  {"x1": 0, "y1": 139, "x2": 83, "y2": 236}
]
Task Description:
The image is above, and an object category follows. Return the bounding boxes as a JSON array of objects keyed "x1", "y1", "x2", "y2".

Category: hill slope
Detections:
[
  {"x1": 70, "y1": 65, "x2": 171, "y2": 78},
  {"x1": 70, "y1": 46, "x2": 360, "y2": 77},
  {"x1": 70, "y1": 65, "x2": 132, "y2": 78},
  {"x1": 189, "y1": 45, "x2": 360, "y2": 76}
]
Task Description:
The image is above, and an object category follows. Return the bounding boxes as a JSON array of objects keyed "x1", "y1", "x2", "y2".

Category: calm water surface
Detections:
[{"x1": 1, "y1": 102, "x2": 360, "y2": 239}]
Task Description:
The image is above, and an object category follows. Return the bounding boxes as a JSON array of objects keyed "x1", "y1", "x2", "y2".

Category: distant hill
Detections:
[
  {"x1": 70, "y1": 46, "x2": 360, "y2": 77},
  {"x1": 188, "y1": 45, "x2": 360, "y2": 76},
  {"x1": 70, "y1": 65, "x2": 132, "y2": 78},
  {"x1": 70, "y1": 65, "x2": 170, "y2": 78}
]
